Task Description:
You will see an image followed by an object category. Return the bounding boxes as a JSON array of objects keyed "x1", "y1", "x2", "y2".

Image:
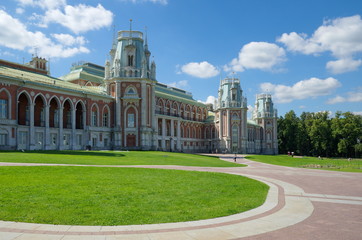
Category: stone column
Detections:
[
  {"x1": 170, "y1": 119, "x2": 174, "y2": 151},
  {"x1": 58, "y1": 107, "x2": 63, "y2": 150},
  {"x1": 226, "y1": 109, "x2": 230, "y2": 151},
  {"x1": 29, "y1": 103, "x2": 35, "y2": 150},
  {"x1": 177, "y1": 120, "x2": 181, "y2": 151},
  {"x1": 161, "y1": 118, "x2": 166, "y2": 150},
  {"x1": 44, "y1": 104, "x2": 50, "y2": 150},
  {"x1": 115, "y1": 81, "x2": 122, "y2": 149},
  {"x1": 140, "y1": 81, "x2": 147, "y2": 149},
  {"x1": 71, "y1": 108, "x2": 76, "y2": 150},
  {"x1": 82, "y1": 110, "x2": 87, "y2": 148},
  {"x1": 219, "y1": 110, "x2": 223, "y2": 138},
  {"x1": 151, "y1": 83, "x2": 157, "y2": 149}
]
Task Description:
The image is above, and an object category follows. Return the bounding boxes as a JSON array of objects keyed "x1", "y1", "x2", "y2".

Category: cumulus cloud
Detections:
[
  {"x1": 51, "y1": 33, "x2": 86, "y2": 46},
  {"x1": 326, "y1": 58, "x2": 362, "y2": 74},
  {"x1": 42, "y1": 4, "x2": 113, "y2": 34},
  {"x1": 278, "y1": 15, "x2": 362, "y2": 73},
  {"x1": 225, "y1": 42, "x2": 286, "y2": 72},
  {"x1": 16, "y1": 0, "x2": 66, "y2": 10},
  {"x1": 197, "y1": 96, "x2": 217, "y2": 108},
  {"x1": 205, "y1": 96, "x2": 217, "y2": 105},
  {"x1": 181, "y1": 61, "x2": 220, "y2": 78},
  {"x1": 260, "y1": 77, "x2": 341, "y2": 103},
  {"x1": 0, "y1": 9, "x2": 89, "y2": 58},
  {"x1": 327, "y1": 88, "x2": 362, "y2": 104}
]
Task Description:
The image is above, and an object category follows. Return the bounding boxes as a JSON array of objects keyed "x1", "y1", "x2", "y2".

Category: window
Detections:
[
  {"x1": 104, "y1": 138, "x2": 108, "y2": 147},
  {"x1": 92, "y1": 110, "x2": 97, "y2": 126},
  {"x1": 0, "y1": 99, "x2": 8, "y2": 119},
  {"x1": 92, "y1": 137, "x2": 97, "y2": 147},
  {"x1": 128, "y1": 88, "x2": 135, "y2": 94},
  {"x1": 127, "y1": 113, "x2": 135, "y2": 128},
  {"x1": 0, "y1": 133, "x2": 7, "y2": 145},
  {"x1": 103, "y1": 112, "x2": 109, "y2": 127},
  {"x1": 128, "y1": 55, "x2": 133, "y2": 66}
]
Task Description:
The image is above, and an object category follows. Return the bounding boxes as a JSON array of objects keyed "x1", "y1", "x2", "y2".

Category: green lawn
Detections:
[
  {"x1": 246, "y1": 155, "x2": 362, "y2": 172},
  {"x1": 0, "y1": 150, "x2": 243, "y2": 167},
  {"x1": 0, "y1": 166, "x2": 268, "y2": 225}
]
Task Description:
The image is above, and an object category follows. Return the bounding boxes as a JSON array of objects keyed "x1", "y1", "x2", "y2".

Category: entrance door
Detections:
[{"x1": 126, "y1": 134, "x2": 136, "y2": 147}]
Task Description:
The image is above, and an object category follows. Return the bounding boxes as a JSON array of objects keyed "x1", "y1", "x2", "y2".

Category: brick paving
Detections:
[{"x1": 0, "y1": 154, "x2": 361, "y2": 239}]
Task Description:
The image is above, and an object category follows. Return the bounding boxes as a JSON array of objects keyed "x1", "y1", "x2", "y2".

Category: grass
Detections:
[
  {"x1": 246, "y1": 155, "x2": 362, "y2": 172},
  {"x1": 0, "y1": 166, "x2": 268, "y2": 225},
  {"x1": 0, "y1": 150, "x2": 243, "y2": 167}
]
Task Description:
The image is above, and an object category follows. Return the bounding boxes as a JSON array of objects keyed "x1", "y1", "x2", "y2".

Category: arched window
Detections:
[
  {"x1": 128, "y1": 88, "x2": 135, "y2": 94},
  {"x1": 0, "y1": 89, "x2": 10, "y2": 119},
  {"x1": 18, "y1": 92, "x2": 30, "y2": 125},
  {"x1": 91, "y1": 104, "x2": 98, "y2": 127},
  {"x1": 75, "y1": 102, "x2": 84, "y2": 129},
  {"x1": 126, "y1": 107, "x2": 136, "y2": 128},
  {"x1": 49, "y1": 98, "x2": 59, "y2": 128},
  {"x1": 128, "y1": 55, "x2": 134, "y2": 66},
  {"x1": 63, "y1": 100, "x2": 72, "y2": 129},
  {"x1": 34, "y1": 95, "x2": 45, "y2": 127},
  {"x1": 102, "y1": 108, "x2": 109, "y2": 127}
]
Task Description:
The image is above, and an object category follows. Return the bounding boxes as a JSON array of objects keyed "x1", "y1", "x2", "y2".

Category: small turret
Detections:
[{"x1": 27, "y1": 56, "x2": 49, "y2": 75}]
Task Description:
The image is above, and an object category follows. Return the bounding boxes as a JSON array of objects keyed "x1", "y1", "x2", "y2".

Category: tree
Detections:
[{"x1": 278, "y1": 110, "x2": 299, "y2": 154}]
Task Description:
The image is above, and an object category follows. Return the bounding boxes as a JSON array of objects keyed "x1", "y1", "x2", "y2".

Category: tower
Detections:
[
  {"x1": 253, "y1": 94, "x2": 278, "y2": 154},
  {"x1": 104, "y1": 25, "x2": 157, "y2": 150},
  {"x1": 215, "y1": 77, "x2": 248, "y2": 153}
]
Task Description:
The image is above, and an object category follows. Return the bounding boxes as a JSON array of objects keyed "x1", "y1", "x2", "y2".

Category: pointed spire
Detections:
[{"x1": 144, "y1": 26, "x2": 148, "y2": 49}]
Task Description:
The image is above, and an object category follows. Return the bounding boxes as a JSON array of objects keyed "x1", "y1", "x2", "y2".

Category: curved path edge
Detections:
[{"x1": 0, "y1": 163, "x2": 314, "y2": 239}]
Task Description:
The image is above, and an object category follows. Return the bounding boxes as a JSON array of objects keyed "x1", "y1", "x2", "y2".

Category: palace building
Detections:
[{"x1": 0, "y1": 28, "x2": 278, "y2": 154}]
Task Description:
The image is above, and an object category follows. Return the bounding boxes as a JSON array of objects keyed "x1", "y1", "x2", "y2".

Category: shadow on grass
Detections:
[{"x1": 0, "y1": 150, "x2": 125, "y2": 158}]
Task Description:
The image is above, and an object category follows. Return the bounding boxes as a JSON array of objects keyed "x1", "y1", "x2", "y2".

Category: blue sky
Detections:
[{"x1": 0, "y1": 0, "x2": 361, "y2": 117}]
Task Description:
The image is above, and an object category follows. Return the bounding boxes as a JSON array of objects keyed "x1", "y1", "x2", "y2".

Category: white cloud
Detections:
[
  {"x1": 353, "y1": 111, "x2": 362, "y2": 116},
  {"x1": 181, "y1": 61, "x2": 220, "y2": 78},
  {"x1": 226, "y1": 42, "x2": 286, "y2": 72},
  {"x1": 278, "y1": 15, "x2": 362, "y2": 73},
  {"x1": 51, "y1": 33, "x2": 86, "y2": 46},
  {"x1": 123, "y1": 0, "x2": 168, "y2": 5},
  {"x1": 206, "y1": 96, "x2": 217, "y2": 104},
  {"x1": 326, "y1": 58, "x2": 362, "y2": 74},
  {"x1": 327, "y1": 89, "x2": 362, "y2": 104},
  {"x1": 168, "y1": 80, "x2": 188, "y2": 89},
  {"x1": 197, "y1": 96, "x2": 217, "y2": 108},
  {"x1": 260, "y1": 77, "x2": 341, "y2": 103},
  {"x1": 16, "y1": 0, "x2": 66, "y2": 10},
  {"x1": 42, "y1": 4, "x2": 113, "y2": 34},
  {"x1": 0, "y1": 9, "x2": 89, "y2": 58},
  {"x1": 16, "y1": 8, "x2": 25, "y2": 14}
]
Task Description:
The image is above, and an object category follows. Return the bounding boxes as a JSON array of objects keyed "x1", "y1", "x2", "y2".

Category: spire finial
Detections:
[
  {"x1": 129, "y1": 19, "x2": 132, "y2": 33},
  {"x1": 144, "y1": 26, "x2": 148, "y2": 47}
]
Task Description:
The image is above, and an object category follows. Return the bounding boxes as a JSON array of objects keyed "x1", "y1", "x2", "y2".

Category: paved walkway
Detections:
[{"x1": 0, "y1": 155, "x2": 361, "y2": 239}]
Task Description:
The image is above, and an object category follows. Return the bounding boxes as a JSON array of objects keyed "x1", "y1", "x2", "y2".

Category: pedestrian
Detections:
[
  {"x1": 234, "y1": 154, "x2": 237, "y2": 162},
  {"x1": 291, "y1": 152, "x2": 294, "y2": 157}
]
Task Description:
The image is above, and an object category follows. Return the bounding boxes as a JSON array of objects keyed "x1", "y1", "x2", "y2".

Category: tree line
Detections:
[{"x1": 278, "y1": 111, "x2": 362, "y2": 158}]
